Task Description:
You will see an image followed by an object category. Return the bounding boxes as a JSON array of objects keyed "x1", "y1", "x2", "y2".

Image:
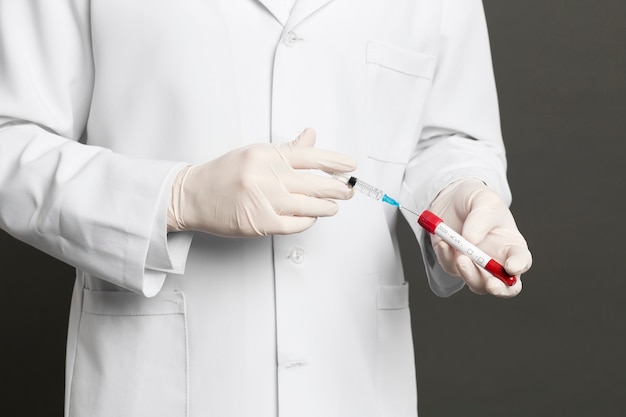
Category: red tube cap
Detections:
[{"x1": 417, "y1": 210, "x2": 443, "y2": 234}]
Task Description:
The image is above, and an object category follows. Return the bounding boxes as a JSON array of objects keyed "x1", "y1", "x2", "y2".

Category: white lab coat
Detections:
[{"x1": 0, "y1": 0, "x2": 511, "y2": 416}]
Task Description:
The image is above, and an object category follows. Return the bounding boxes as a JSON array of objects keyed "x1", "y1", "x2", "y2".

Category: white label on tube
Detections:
[{"x1": 434, "y1": 223, "x2": 490, "y2": 268}]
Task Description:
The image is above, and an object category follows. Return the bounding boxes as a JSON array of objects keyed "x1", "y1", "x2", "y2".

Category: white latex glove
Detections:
[
  {"x1": 167, "y1": 128, "x2": 356, "y2": 237},
  {"x1": 427, "y1": 179, "x2": 532, "y2": 298}
]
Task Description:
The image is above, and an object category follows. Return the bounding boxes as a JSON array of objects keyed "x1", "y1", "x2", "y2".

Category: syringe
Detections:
[{"x1": 332, "y1": 173, "x2": 419, "y2": 216}]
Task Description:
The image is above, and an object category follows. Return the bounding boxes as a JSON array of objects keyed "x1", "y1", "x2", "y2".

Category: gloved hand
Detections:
[
  {"x1": 167, "y1": 128, "x2": 356, "y2": 237},
  {"x1": 427, "y1": 179, "x2": 532, "y2": 298}
]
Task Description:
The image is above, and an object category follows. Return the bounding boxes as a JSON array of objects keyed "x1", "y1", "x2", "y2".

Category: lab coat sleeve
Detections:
[
  {"x1": 0, "y1": 1, "x2": 192, "y2": 296},
  {"x1": 400, "y1": 0, "x2": 512, "y2": 297}
]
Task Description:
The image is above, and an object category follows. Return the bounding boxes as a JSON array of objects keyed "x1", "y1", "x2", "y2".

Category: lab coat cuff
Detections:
[
  {"x1": 419, "y1": 231, "x2": 465, "y2": 297},
  {"x1": 121, "y1": 160, "x2": 191, "y2": 297},
  {"x1": 145, "y1": 163, "x2": 193, "y2": 275},
  {"x1": 399, "y1": 188, "x2": 465, "y2": 297}
]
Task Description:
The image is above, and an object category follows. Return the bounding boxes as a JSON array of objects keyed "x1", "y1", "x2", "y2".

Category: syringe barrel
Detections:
[
  {"x1": 353, "y1": 180, "x2": 384, "y2": 200},
  {"x1": 333, "y1": 173, "x2": 384, "y2": 200}
]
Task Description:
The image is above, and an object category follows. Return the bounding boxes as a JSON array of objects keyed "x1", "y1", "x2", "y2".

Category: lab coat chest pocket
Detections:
[
  {"x1": 69, "y1": 289, "x2": 188, "y2": 417},
  {"x1": 366, "y1": 41, "x2": 436, "y2": 164}
]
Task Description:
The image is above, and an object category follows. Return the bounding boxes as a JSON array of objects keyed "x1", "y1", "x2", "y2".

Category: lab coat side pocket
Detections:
[
  {"x1": 366, "y1": 41, "x2": 436, "y2": 164},
  {"x1": 376, "y1": 282, "x2": 417, "y2": 417},
  {"x1": 69, "y1": 289, "x2": 188, "y2": 417}
]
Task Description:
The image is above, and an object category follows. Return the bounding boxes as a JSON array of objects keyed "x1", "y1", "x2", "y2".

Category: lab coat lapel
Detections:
[
  {"x1": 286, "y1": 0, "x2": 335, "y2": 29},
  {"x1": 255, "y1": 0, "x2": 336, "y2": 28},
  {"x1": 255, "y1": 0, "x2": 290, "y2": 26}
]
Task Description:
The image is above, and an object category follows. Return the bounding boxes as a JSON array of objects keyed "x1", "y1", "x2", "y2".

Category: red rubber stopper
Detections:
[{"x1": 417, "y1": 210, "x2": 443, "y2": 234}]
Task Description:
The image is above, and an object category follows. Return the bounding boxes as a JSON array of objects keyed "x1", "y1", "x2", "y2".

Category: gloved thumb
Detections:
[
  {"x1": 458, "y1": 185, "x2": 511, "y2": 244},
  {"x1": 291, "y1": 127, "x2": 317, "y2": 148},
  {"x1": 280, "y1": 128, "x2": 357, "y2": 173},
  {"x1": 503, "y1": 245, "x2": 533, "y2": 276}
]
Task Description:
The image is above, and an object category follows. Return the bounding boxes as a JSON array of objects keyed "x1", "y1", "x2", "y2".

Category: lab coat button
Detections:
[
  {"x1": 289, "y1": 247, "x2": 305, "y2": 264},
  {"x1": 283, "y1": 31, "x2": 298, "y2": 47}
]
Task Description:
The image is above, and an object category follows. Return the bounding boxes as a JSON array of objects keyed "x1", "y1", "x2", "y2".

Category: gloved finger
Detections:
[
  {"x1": 432, "y1": 239, "x2": 462, "y2": 277},
  {"x1": 485, "y1": 275, "x2": 523, "y2": 298},
  {"x1": 267, "y1": 216, "x2": 318, "y2": 235},
  {"x1": 274, "y1": 194, "x2": 340, "y2": 218},
  {"x1": 456, "y1": 255, "x2": 488, "y2": 295},
  {"x1": 279, "y1": 128, "x2": 357, "y2": 173},
  {"x1": 282, "y1": 171, "x2": 355, "y2": 200},
  {"x1": 232, "y1": 206, "x2": 318, "y2": 237},
  {"x1": 457, "y1": 253, "x2": 524, "y2": 298}
]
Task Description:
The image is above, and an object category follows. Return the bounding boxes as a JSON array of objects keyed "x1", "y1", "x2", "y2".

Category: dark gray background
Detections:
[{"x1": 1, "y1": 1, "x2": 625, "y2": 416}]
